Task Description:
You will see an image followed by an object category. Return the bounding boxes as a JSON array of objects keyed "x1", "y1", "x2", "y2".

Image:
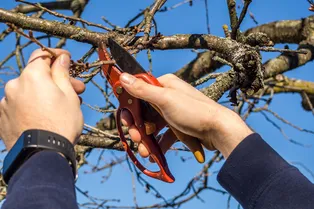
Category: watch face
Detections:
[{"x1": 3, "y1": 133, "x2": 25, "y2": 173}]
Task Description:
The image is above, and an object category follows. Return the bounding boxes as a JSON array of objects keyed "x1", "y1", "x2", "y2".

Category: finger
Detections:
[
  {"x1": 171, "y1": 128, "x2": 205, "y2": 163},
  {"x1": 158, "y1": 129, "x2": 178, "y2": 153},
  {"x1": 23, "y1": 48, "x2": 70, "y2": 78},
  {"x1": 149, "y1": 129, "x2": 177, "y2": 163},
  {"x1": 120, "y1": 110, "x2": 141, "y2": 143},
  {"x1": 121, "y1": 110, "x2": 133, "y2": 127},
  {"x1": 119, "y1": 73, "x2": 167, "y2": 107},
  {"x1": 27, "y1": 48, "x2": 70, "y2": 66},
  {"x1": 50, "y1": 53, "x2": 75, "y2": 97},
  {"x1": 138, "y1": 143, "x2": 150, "y2": 158},
  {"x1": 128, "y1": 124, "x2": 141, "y2": 143},
  {"x1": 70, "y1": 78, "x2": 86, "y2": 95}
]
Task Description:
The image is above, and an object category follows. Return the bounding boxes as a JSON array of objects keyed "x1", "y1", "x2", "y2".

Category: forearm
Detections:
[
  {"x1": 2, "y1": 151, "x2": 78, "y2": 209},
  {"x1": 217, "y1": 133, "x2": 314, "y2": 209}
]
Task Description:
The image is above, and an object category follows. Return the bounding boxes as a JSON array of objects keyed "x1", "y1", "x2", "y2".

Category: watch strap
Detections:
[{"x1": 3, "y1": 129, "x2": 77, "y2": 184}]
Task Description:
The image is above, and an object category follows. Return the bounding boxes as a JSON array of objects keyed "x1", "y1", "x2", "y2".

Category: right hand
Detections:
[{"x1": 119, "y1": 73, "x2": 253, "y2": 159}]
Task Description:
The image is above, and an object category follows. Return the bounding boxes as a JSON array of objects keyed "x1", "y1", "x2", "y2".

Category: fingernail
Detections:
[
  {"x1": 60, "y1": 54, "x2": 70, "y2": 68},
  {"x1": 120, "y1": 73, "x2": 136, "y2": 85},
  {"x1": 194, "y1": 151, "x2": 205, "y2": 163}
]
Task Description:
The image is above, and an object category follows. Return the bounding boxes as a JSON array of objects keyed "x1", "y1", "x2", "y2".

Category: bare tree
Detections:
[{"x1": 0, "y1": 0, "x2": 313, "y2": 208}]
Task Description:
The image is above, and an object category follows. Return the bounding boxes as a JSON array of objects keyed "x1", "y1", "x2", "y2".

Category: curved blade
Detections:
[{"x1": 108, "y1": 38, "x2": 146, "y2": 75}]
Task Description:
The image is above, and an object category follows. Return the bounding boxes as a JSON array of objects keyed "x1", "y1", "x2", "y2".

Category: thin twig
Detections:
[
  {"x1": 227, "y1": 0, "x2": 238, "y2": 39},
  {"x1": 84, "y1": 124, "x2": 119, "y2": 139},
  {"x1": 78, "y1": 67, "x2": 101, "y2": 78},
  {"x1": 258, "y1": 47, "x2": 308, "y2": 54},
  {"x1": 259, "y1": 111, "x2": 311, "y2": 147},
  {"x1": 191, "y1": 73, "x2": 224, "y2": 86},
  {"x1": 16, "y1": 0, "x2": 111, "y2": 31},
  {"x1": 82, "y1": 102, "x2": 117, "y2": 113},
  {"x1": 302, "y1": 92, "x2": 314, "y2": 115},
  {"x1": 7, "y1": 23, "x2": 57, "y2": 58},
  {"x1": 232, "y1": 0, "x2": 252, "y2": 39},
  {"x1": 254, "y1": 108, "x2": 314, "y2": 134},
  {"x1": 204, "y1": 0, "x2": 210, "y2": 33}
]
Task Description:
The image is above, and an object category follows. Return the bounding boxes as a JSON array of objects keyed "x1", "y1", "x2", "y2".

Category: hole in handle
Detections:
[{"x1": 116, "y1": 108, "x2": 175, "y2": 183}]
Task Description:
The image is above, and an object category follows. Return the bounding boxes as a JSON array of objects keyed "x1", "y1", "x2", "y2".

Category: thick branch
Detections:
[
  {"x1": 263, "y1": 40, "x2": 314, "y2": 78},
  {"x1": 201, "y1": 38, "x2": 314, "y2": 101},
  {"x1": 265, "y1": 76, "x2": 314, "y2": 95},
  {"x1": 245, "y1": 16, "x2": 314, "y2": 44},
  {"x1": 175, "y1": 15, "x2": 314, "y2": 84},
  {"x1": 0, "y1": 8, "x2": 261, "y2": 73},
  {"x1": 13, "y1": 0, "x2": 72, "y2": 13},
  {"x1": 0, "y1": 8, "x2": 112, "y2": 45}
]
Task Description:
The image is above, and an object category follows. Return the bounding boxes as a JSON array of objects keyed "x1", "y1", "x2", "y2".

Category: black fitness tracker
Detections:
[{"x1": 2, "y1": 129, "x2": 77, "y2": 184}]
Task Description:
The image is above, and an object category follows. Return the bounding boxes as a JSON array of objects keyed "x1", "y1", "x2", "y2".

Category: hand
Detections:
[
  {"x1": 0, "y1": 48, "x2": 85, "y2": 151},
  {"x1": 119, "y1": 73, "x2": 253, "y2": 159}
]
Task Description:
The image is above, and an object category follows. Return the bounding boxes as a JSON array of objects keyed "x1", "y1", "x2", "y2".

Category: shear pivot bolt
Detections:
[
  {"x1": 116, "y1": 86, "x2": 123, "y2": 94},
  {"x1": 128, "y1": 99, "x2": 133, "y2": 104}
]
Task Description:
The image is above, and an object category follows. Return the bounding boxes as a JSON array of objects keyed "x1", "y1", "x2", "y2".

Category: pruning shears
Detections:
[{"x1": 98, "y1": 38, "x2": 205, "y2": 183}]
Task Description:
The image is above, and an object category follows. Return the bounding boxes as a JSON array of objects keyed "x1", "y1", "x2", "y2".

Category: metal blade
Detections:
[{"x1": 108, "y1": 38, "x2": 146, "y2": 75}]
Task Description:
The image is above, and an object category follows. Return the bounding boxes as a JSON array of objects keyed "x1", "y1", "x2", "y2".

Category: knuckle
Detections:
[
  {"x1": 57, "y1": 49, "x2": 70, "y2": 56},
  {"x1": 4, "y1": 79, "x2": 18, "y2": 97},
  {"x1": 132, "y1": 79, "x2": 146, "y2": 94},
  {"x1": 22, "y1": 67, "x2": 44, "y2": 81},
  {"x1": 27, "y1": 48, "x2": 55, "y2": 65},
  {"x1": 0, "y1": 97, "x2": 5, "y2": 107},
  {"x1": 163, "y1": 73, "x2": 177, "y2": 81},
  {"x1": 28, "y1": 48, "x2": 44, "y2": 61},
  {"x1": 158, "y1": 74, "x2": 179, "y2": 85}
]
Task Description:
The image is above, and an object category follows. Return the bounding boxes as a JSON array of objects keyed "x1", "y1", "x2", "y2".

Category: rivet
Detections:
[
  {"x1": 128, "y1": 99, "x2": 133, "y2": 104},
  {"x1": 116, "y1": 86, "x2": 123, "y2": 94}
]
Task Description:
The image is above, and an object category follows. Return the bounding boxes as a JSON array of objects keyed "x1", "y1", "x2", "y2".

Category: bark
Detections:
[{"x1": 244, "y1": 16, "x2": 314, "y2": 44}]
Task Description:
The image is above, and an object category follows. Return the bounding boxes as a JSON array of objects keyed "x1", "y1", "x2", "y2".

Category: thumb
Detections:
[
  {"x1": 51, "y1": 54, "x2": 75, "y2": 96},
  {"x1": 120, "y1": 73, "x2": 165, "y2": 105}
]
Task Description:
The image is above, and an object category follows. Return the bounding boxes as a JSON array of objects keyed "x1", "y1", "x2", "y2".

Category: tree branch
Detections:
[
  {"x1": 174, "y1": 15, "x2": 314, "y2": 83},
  {"x1": 244, "y1": 16, "x2": 314, "y2": 44},
  {"x1": 0, "y1": 8, "x2": 262, "y2": 79},
  {"x1": 227, "y1": 0, "x2": 238, "y2": 39},
  {"x1": 77, "y1": 134, "x2": 138, "y2": 151},
  {"x1": 12, "y1": 0, "x2": 73, "y2": 14},
  {"x1": 264, "y1": 76, "x2": 314, "y2": 95}
]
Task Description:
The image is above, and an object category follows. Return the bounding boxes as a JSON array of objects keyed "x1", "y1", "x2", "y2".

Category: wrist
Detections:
[
  {"x1": 2, "y1": 129, "x2": 77, "y2": 184},
  {"x1": 211, "y1": 109, "x2": 253, "y2": 159}
]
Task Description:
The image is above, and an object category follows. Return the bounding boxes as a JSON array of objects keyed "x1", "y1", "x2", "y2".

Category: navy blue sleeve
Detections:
[
  {"x1": 217, "y1": 133, "x2": 314, "y2": 209},
  {"x1": 2, "y1": 151, "x2": 78, "y2": 209}
]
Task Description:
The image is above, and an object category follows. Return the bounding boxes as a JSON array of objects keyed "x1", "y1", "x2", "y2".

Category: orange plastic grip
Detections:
[{"x1": 115, "y1": 84, "x2": 175, "y2": 183}]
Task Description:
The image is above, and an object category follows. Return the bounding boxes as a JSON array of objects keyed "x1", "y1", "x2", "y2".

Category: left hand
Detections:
[{"x1": 0, "y1": 48, "x2": 85, "y2": 151}]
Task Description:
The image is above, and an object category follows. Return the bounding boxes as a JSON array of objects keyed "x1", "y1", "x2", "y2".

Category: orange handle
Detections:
[{"x1": 114, "y1": 82, "x2": 174, "y2": 183}]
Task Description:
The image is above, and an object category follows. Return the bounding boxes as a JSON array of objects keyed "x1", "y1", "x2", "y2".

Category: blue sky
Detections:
[{"x1": 0, "y1": 0, "x2": 314, "y2": 208}]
